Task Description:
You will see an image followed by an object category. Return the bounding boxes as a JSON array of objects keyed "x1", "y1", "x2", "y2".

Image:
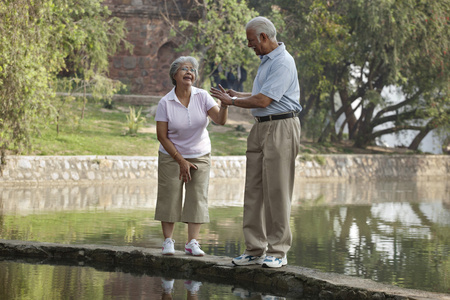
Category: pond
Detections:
[
  {"x1": 0, "y1": 260, "x2": 287, "y2": 300},
  {"x1": 0, "y1": 178, "x2": 449, "y2": 296}
]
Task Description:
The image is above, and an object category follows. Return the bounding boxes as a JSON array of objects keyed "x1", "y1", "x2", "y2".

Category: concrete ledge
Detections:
[{"x1": 1, "y1": 240, "x2": 448, "y2": 300}]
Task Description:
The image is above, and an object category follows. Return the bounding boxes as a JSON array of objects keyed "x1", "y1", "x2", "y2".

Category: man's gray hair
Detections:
[
  {"x1": 245, "y1": 16, "x2": 277, "y2": 42},
  {"x1": 169, "y1": 56, "x2": 199, "y2": 86}
]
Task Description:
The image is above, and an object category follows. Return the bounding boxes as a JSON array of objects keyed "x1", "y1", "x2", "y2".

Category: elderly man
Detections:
[{"x1": 210, "y1": 16, "x2": 302, "y2": 268}]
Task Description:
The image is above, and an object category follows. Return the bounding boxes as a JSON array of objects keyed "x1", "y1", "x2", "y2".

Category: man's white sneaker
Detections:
[
  {"x1": 162, "y1": 238, "x2": 175, "y2": 255},
  {"x1": 232, "y1": 254, "x2": 265, "y2": 266},
  {"x1": 261, "y1": 255, "x2": 287, "y2": 268},
  {"x1": 185, "y1": 239, "x2": 205, "y2": 256}
]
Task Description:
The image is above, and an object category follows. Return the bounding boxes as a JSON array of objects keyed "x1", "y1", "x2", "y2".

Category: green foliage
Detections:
[
  {"x1": 298, "y1": 153, "x2": 326, "y2": 165},
  {"x1": 314, "y1": 155, "x2": 326, "y2": 166},
  {"x1": 299, "y1": 153, "x2": 313, "y2": 162},
  {"x1": 0, "y1": 0, "x2": 130, "y2": 162},
  {"x1": 274, "y1": 0, "x2": 450, "y2": 149},
  {"x1": 55, "y1": 0, "x2": 132, "y2": 120},
  {"x1": 125, "y1": 106, "x2": 146, "y2": 136},
  {"x1": 0, "y1": 0, "x2": 59, "y2": 157},
  {"x1": 163, "y1": 0, "x2": 259, "y2": 87}
]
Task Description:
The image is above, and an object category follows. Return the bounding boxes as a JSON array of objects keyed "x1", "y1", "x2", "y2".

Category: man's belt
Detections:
[{"x1": 255, "y1": 111, "x2": 298, "y2": 123}]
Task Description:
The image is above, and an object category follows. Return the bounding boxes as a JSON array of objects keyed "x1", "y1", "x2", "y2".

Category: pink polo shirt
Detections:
[{"x1": 155, "y1": 86, "x2": 218, "y2": 158}]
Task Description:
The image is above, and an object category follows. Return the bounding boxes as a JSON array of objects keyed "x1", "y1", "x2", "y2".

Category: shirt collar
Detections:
[
  {"x1": 168, "y1": 86, "x2": 200, "y2": 101},
  {"x1": 260, "y1": 42, "x2": 285, "y2": 62}
]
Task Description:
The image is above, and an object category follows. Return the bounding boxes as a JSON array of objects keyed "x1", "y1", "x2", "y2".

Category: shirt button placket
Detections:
[{"x1": 186, "y1": 107, "x2": 192, "y2": 126}]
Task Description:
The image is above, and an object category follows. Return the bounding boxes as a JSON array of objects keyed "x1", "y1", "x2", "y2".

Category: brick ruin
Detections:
[{"x1": 103, "y1": 0, "x2": 201, "y2": 95}]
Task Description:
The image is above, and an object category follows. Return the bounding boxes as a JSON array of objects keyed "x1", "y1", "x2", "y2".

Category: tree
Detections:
[
  {"x1": 160, "y1": 0, "x2": 259, "y2": 88},
  {"x1": 0, "y1": 0, "x2": 130, "y2": 167},
  {"x1": 274, "y1": 0, "x2": 450, "y2": 150},
  {"x1": 55, "y1": 0, "x2": 132, "y2": 120},
  {"x1": 1, "y1": 0, "x2": 60, "y2": 163}
]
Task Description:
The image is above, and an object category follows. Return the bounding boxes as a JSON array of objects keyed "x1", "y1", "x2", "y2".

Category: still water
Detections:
[
  {"x1": 0, "y1": 178, "x2": 449, "y2": 297},
  {"x1": 0, "y1": 260, "x2": 284, "y2": 299}
]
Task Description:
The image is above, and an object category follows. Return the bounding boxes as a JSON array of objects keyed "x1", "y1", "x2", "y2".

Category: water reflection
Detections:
[
  {"x1": 1, "y1": 179, "x2": 448, "y2": 212},
  {"x1": 0, "y1": 260, "x2": 289, "y2": 300},
  {"x1": 0, "y1": 179, "x2": 449, "y2": 294}
]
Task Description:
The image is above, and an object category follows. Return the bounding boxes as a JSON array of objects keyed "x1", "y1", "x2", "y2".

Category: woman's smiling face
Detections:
[{"x1": 174, "y1": 63, "x2": 196, "y2": 86}]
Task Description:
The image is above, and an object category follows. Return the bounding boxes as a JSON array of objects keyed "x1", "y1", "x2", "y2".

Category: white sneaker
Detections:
[
  {"x1": 262, "y1": 295, "x2": 285, "y2": 300},
  {"x1": 232, "y1": 287, "x2": 253, "y2": 298},
  {"x1": 261, "y1": 255, "x2": 287, "y2": 268},
  {"x1": 232, "y1": 253, "x2": 265, "y2": 266},
  {"x1": 184, "y1": 280, "x2": 202, "y2": 294},
  {"x1": 185, "y1": 239, "x2": 205, "y2": 256},
  {"x1": 161, "y1": 278, "x2": 174, "y2": 294},
  {"x1": 162, "y1": 238, "x2": 175, "y2": 255}
]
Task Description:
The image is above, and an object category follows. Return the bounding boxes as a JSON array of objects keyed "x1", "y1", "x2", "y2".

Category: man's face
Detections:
[{"x1": 246, "y1": 28, "x2": 263, "y2": 56}]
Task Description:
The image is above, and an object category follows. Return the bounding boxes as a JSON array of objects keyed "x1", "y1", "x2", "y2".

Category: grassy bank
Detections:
[
  {"x1": 29, "y1": 100, "x2": 249, "y2": 156},
  {"x1": 28, "y1": 99, "x2": 424, "y2": 156}
]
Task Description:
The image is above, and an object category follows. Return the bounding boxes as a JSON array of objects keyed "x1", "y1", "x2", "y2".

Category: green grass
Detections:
[
  {"x1": 29, "y1": 100, "x2": 248, "y2": 156},
  {"x1": 209, "y1": 131, "x2": 248, "y2": 156},
  {"x1": 28, "y1": 99, "x2": 417, "y2": 157}
]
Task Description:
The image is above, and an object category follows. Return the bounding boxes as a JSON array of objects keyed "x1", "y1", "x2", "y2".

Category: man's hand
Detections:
[{"x1": 210, "y1": 84, "x2": 234, "y2": 105}]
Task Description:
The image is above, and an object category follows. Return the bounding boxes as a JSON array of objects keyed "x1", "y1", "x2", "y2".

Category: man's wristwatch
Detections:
[{"x1": 231, "y1": 96, "x2": 237, "y2": 106}]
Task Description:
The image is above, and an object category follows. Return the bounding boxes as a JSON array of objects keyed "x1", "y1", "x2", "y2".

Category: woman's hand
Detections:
[{"x1": 177, "y1": 158, "x2": 198, "y2": 183}]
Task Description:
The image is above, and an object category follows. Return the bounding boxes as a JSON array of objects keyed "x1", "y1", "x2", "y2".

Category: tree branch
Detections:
[{"x1": 373, "y1": 89, "x2": 423, "y2": 120}]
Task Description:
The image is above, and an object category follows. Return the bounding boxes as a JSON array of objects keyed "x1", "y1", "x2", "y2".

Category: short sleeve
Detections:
[
  {"x1": 155, "y1": 99, "x2": 168, "y2": 122},
  {"x1": 260, "y1": 63, "x2": 292, "y2": 102},
  {"x1": 204, "y1": 91, "x2": 218, "y2": 111}
]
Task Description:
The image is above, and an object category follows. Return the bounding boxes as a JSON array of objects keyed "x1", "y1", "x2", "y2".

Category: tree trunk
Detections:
[
  {"x1": 0, "y1": 149, "x2": 6, "y2": 176},
  {"x1": 339, "y1": 88, "x2": 358, "y2": 139},
  {"x1": 81, "y1": 83, "x2": 87, "y2": 120},
  {"x1": 408, "y1": 127, "x2": 432, "y2": 151},
  {"x1": 318, "y1": 122, "x2": 333, "y2": 143},
  {"x1": 353, "y1": 111, "x2": 374, "y2": 148},
  {"x1": 298, "y1": 94, "x2": 318, "y2": 121}
]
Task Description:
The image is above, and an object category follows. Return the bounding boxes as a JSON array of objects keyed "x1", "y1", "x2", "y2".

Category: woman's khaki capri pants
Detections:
[{"x1": 154, "y1": 152, "x2": 211, "y2": 223}]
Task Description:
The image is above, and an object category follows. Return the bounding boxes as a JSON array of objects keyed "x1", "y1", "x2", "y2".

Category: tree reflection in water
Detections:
[
  {"x1": 0, "y1": 261, "x2": 287, "y2": 299},
  {"x1": 0, "y1": 179, "x2": 448, "y2": 293},
  {"x1": 291, "y1": 179, "x2": 449, "y2": 293}
]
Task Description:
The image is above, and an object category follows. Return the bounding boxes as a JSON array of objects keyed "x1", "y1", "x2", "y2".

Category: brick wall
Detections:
[{"x1": 103, "y1": 0, "x2": 201, "y2": 95}]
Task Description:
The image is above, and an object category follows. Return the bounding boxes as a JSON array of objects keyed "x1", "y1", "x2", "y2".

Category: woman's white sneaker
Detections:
[
  {"x1": 161, "y1": 278, "x2": 174, "y2": 294},
  {"x1": 185, "y1": 239, "x2": 205, "y2": 256},
  {"x1": 162, "y1": 238, "x2": 175, "y2": 255}
]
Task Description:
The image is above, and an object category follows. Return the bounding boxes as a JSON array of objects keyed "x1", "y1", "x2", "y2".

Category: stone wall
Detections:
[
  {"x1": 1, "y1": 155, "x2": 448, "y2": 185},
  {"x1": 103, "y1": 0, "x2": 201, "y2": 95}
]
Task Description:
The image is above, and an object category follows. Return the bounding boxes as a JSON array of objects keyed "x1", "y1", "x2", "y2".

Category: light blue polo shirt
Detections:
[{"x1": 251, "y1": 42, "x2": 302, "y2": 117}]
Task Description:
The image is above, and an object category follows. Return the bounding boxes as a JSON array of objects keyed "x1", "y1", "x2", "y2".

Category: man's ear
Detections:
[{"x1": 260, "y1": 32, "x2": 269, "y2": 42}]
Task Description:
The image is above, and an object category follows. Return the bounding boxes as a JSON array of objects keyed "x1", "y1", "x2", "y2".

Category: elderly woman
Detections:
[{"x1": 154, "y1": 56, "x2": 228, "y2": 256}]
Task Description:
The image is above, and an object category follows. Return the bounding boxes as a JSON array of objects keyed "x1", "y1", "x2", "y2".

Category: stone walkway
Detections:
[{"x1": 1, "y1": 239, "x2": 449, "y2": 300}]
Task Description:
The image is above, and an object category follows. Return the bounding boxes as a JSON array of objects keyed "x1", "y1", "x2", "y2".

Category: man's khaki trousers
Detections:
[{"x1": 243, "y1": 117, "x2": 301, "y2": 258}]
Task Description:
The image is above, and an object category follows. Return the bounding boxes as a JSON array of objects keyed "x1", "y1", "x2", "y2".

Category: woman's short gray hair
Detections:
[
  {"x1": 169, "y1": 56, "x2": 199, "y2": 86},
  {"x1": 245, "y1": 16, "x2": 277, "y2": 42}
]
